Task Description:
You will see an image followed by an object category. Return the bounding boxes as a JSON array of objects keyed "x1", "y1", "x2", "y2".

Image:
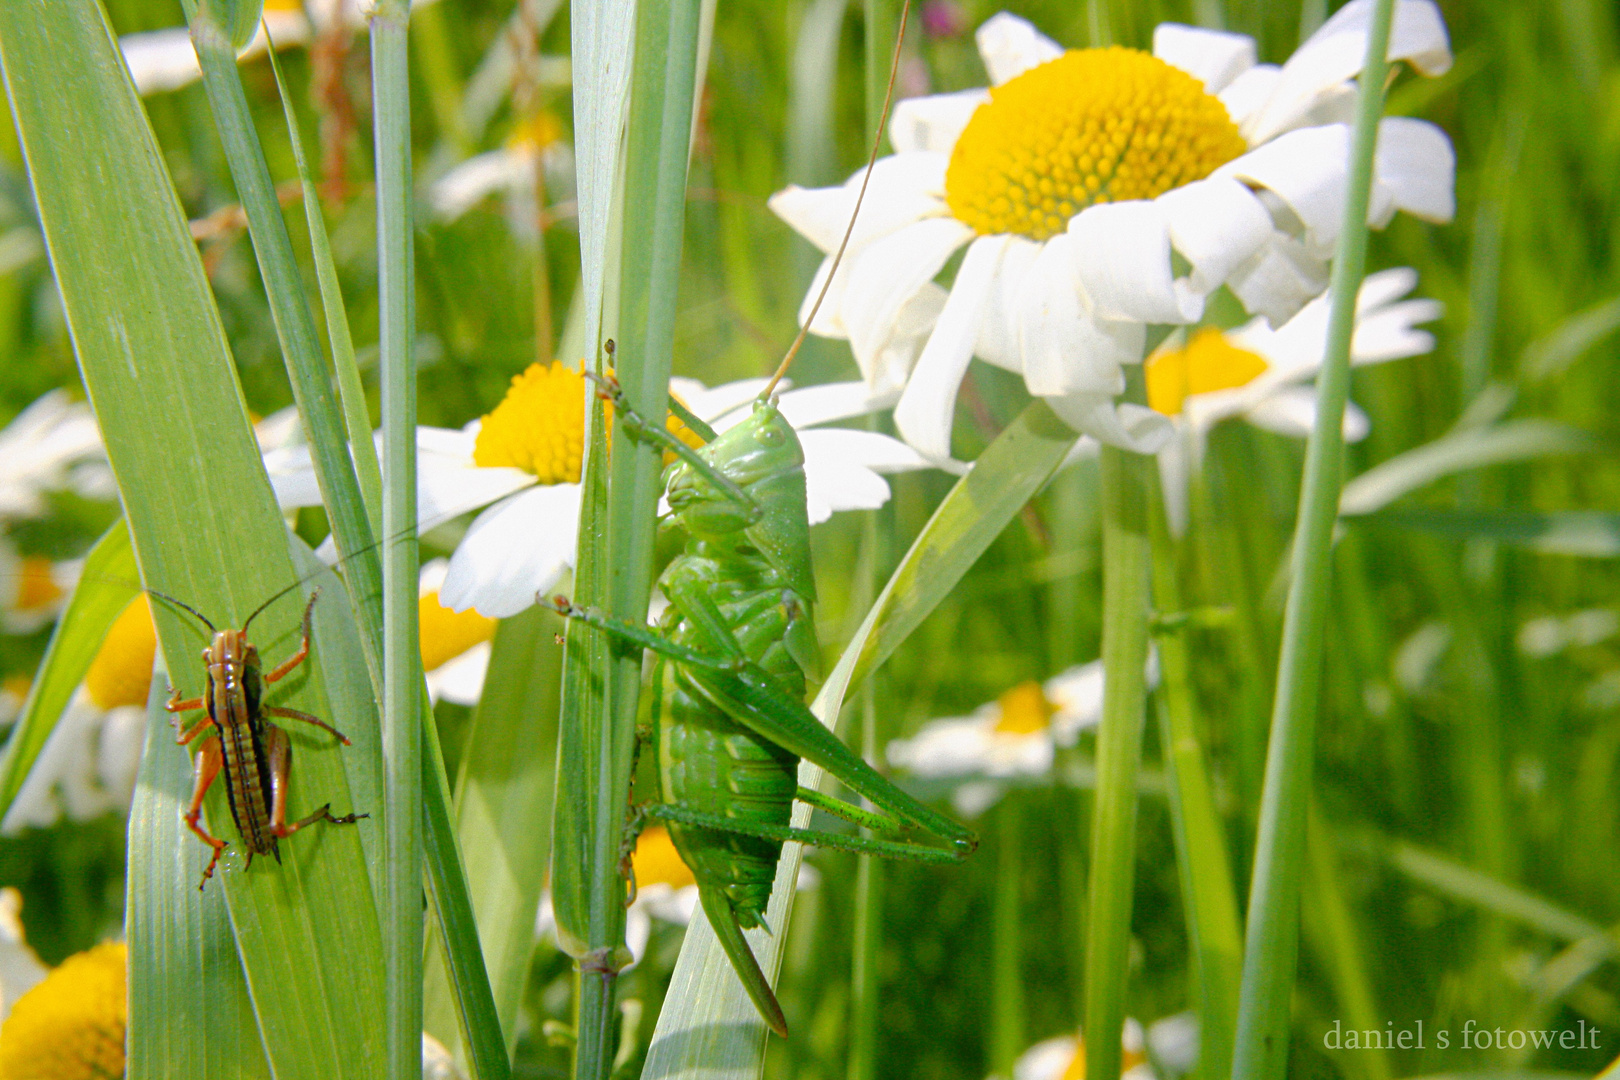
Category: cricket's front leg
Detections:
[
  {"x1": 264, "y1": 725, "x2": 367, "y2": 839},
  {"x1": 182, "y1": 733, "x2": 229, "y2": 889}
]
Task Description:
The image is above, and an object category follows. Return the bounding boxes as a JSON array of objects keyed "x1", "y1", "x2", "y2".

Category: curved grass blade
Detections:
[
  {"x1": 0, "y1": 4, "x2": 386, "y2": 1075},
  {"x1": 0, "y1": 519, "x2": 135, "y2": 824},
  {"x1": 640, "y1": 399, "x2": 1077, "y2": 1079},
  {"x1": 1361, "y1": 509, "x2": 1620, "y2": 558}
]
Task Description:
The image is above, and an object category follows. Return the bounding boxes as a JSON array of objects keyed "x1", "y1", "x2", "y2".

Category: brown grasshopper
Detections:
[{"x1": 160, "y1": 587, "x2": 365, "y2": 889}]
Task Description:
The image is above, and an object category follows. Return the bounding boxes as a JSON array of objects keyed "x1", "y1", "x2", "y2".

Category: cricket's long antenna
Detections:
[
  {"x1": 761, "y1": 0, "x2": 914, "y2": 399},
  {"x1": 146, "y1": 589, "x2": 218, "y2": 636}
]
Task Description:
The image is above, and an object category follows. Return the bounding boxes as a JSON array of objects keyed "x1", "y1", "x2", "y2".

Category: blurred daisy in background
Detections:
[
  {"x1": 1, "y1": 594, "x2": 154, "y2": 835},
  {"x1": 0, "y1": 940, "x2": 125, "y2": 1078},
  {"x1": 429, "y1": 110, "x2": 576, "y2": 235},
  {"x1": 118, "y1": 0, "x2": 442, "y2": 96},
  {"x1": 0, "y1": 889, "x2": 47, "y2": 1024},
  {"x1": 770, "y1": 1, "x2": 1452, "y2": 463},
  {"x1": 1010, "y1": 1015, "x2": 1199, "y2": 1080},
  {"x1": 0, "y1": 389, "x2": 110, "y2": 523},
  {"x1": 1148, "y1": 267, "x2": 1441, "y2": 531},
  {"x1": 268, "y1": 364, "x2": 937, "y2": 618},
  {"x1": 887, "y1": 662, "x2": 1113, "y2": 816},
  {"x1": 0, "y1": 543, "x2": 78, "y2": 636},
  {"x1": 419, "y1": 558, "x2": 496, "y2": 706}
]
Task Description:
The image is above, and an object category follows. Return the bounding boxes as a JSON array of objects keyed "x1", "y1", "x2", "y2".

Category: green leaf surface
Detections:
[
  {"x1": 0, "y1": 4, "x2": 385, "y2": 1076},
  {"x1": 0, "y1": 520, "x2": 135, "y2": 825},
  {"x1": 640, "y1": 399, "x2": 1075, "y2": 1079},
  {"x1": 1339, "y1": 421, "x2": 1594, "y2": 517}
]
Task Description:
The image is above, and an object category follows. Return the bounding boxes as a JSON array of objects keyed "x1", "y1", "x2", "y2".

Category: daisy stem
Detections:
[
  {"x1": 1147, "y1": 490, "x2": 1242, "y2": 1080},
  {"x1": 1086, "y1": 379, "x2": 1155, "y2": 1080},
  {"x1": 992, "y1": 796, "x2": 1027, "y2": 1078},
  {"x1": 371, "y1": 4, "x2": 424, "y2": 1078},
  {"x1": 1229, "y1": 1, "x2": 1397, "y2": 1076}
]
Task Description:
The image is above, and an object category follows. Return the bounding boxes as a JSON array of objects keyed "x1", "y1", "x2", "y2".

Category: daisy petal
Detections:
[
  {"x1": 976, "y1": 237, "x2": 1041, "y2": 372},
  {"x1": 843, "y1": 218, "x2": 975, "y2": 386},
  {"x1": 1244, "y1": 0, "x2": 1451, "y2": 144},
  {"x1": 1227, "y1": 237, "x2": 1330, "y2": 327},
  {"x1": 775, "y1": 383, "x2": 901, "y2": 429},
  {"x1": 770, "y1": 153, "x2": 948, "y2": 254},
  {"x1": 1069, "y1": 201, "x2": 1203, "y2": 324},
  {"x1": 801, "y1": 453, "x2": 892, "y2": 524},
  {"x1": 426, "y1": 641, "x2": 492, "y2": 706},
  {"x1": 1044, "y1": 394, "x2": 1173, "y2": 454},
  {"x1": 895, "y1": 235, "x2": 1009, "y2": 462},
  {"x1": 890, "y1": 89, "x2": 990, "y2": 154},
  {"x1": 419, "y1": 460, "x2": 535, "y2": 526},
  {"x1": 1151, "y1": 24, "x2": 1256, "y2": 95},
  {"x1": 119, "y1": 28, "x2": 203, "y2": 95},
  {"x1": 431, "y1": 149, "x2": 531, "y2": 220},
  {"x1": 1374, "y1": 117, "x2": 1456, "y2": 224},
  {"x1": 801, "y1": 427, "x2": 931, "y2": 474},
  {"x1": 683, "y1": 378, "x2": 772, "y2": 424},
  {"x1": 1155, "y1": 176, "x2": 1273, "y2": 296},
  {"x1": 975, "y1": 12, "x2": 1063, "y2": 85},
  {"x1": 1358, "y1": 266, "x2": 1419, "y2": 310},
  {"x1": 1218, "y1": 125, "x2": 1350, "y2": 255},
  {"x1": 1243, "y1": 385, "x2": 1370, "y2": 440},
  {"x1": 1218, "y1": 63, "x2": 1282, "y2": 130},
  {"x1": 1157, "y1": 433, "x2": 1193, "y2": 537},
  {"x1": 441, "y1": 484, "x2": 582, "y2": 618},
  {"x1": 1351, "y1": 298, "x2": 1441, "y2": 362},
  {"x1": 1021, "y1": 233, "x2": 1142, "y2": 395}
]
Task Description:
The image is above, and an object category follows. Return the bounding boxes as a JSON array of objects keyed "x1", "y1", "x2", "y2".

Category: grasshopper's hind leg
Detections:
[
  {"x1": 264, "y1": 726, "x2": 367, "y2": 841},
  {"x1": 182, "y1": 734, "x2": 229, "y2": 889}
]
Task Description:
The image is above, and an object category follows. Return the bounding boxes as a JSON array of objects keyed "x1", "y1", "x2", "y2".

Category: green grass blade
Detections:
[
  {"x1": 1362, "y1": 509, "x2": 1620, "y2": 557},
  {"x1": 425, "y1": 606, "x2": 563, "y2": 1056},
  {"x1": 1338, "y1": 421, "x2": 1594, "y2": 517},
  {"x1": 201, "y1": 0, "x2": 265, "y2": 49},
  {"x1": 0, "y1": 4, "x2": 387, "y2": 1075},
  {"x1": 640, "y1": 399, "x2": 1075, "y2": 1079},
  {"x1": 127, "y1": 664, "x2": 273, "y2": 1080},
  {"x1": 1231, "y1": 1, "x2": 1397, "y2": 1073},
  {"x1": 0, "y1": 520, "x2": 135, "y2": 823},
  {"x1": 265, "y1": 42, "x2": 383, "y2": 531}
]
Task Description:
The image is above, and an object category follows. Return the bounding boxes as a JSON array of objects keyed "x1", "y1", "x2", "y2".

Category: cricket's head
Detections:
[{"x1": 205, "y1": 628, "x2": 261, "y2": 677}]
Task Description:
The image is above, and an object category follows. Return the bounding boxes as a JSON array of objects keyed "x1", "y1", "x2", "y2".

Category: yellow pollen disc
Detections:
[
  {"x1": 262, "y1": 0, "x2": 305, "y2": 12},
  {"x1": 632, "y1": 825, "x2": 696, "y2": 891},
  {"x1": 474, "y1": 361, "x2": 588, "y2": 484},
  {"x1": 946, "y1": 48, "x2": 1247, "y2": 242},
  {"x1": 505, "y1": 111, "x2": 568, "y2": 155},
  {"x1": 1145, "y1": 325, "x2": 1270, "y2": 416},
  {"x1": 3, "y1": 674, "x2": 30, "y2": 699},
  {"x1": 1059, "y1": 1039, "x2": 1087, "y2": 1080},
  {"x1": 0, "y1": 941, "x2": 126, "y2": 1080},
  {"x1": 993, "y1": 680, "x2": 1055, "y2": 736},
  {"x1": 12, "y1": 556, "x2": 64, "y2": 615},
  {"x1": 85, "y1": 595, "x2": 156, "y2": 711},
  {"x1": 419, "y1": 590, "x2": 496, "y2": 672}
]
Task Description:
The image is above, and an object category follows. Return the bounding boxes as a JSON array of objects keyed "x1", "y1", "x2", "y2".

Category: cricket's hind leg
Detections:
[
  {"x1": 263, "y1": 725, "x2": 368, "y2": 844},
  {"x1": 181, "y1": 733, "x2": 230, "y2": 890}
]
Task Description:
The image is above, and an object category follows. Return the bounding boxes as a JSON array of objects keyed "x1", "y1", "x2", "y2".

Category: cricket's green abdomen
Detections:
[{"x1": 657, "y1": 545, "x2": 813, "y2": 925}]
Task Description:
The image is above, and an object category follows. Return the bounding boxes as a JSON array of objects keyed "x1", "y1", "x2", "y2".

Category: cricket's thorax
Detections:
[
  {"x1": 204, "y1": 631, "x2": 277, "y2": 857},
  {"x1": 656, "y1": 403, "x2": 819, "y2": 926}
]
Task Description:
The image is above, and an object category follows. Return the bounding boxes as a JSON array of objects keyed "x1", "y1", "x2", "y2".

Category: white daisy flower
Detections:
[
  {"x1": 429, "y1": 111, "x2": 576, "y2": 232},
  {"x1": 0, "y1": 542, "x2": 79, "y2": 636},
  {"x1": 1011, "y1": 1019, "x2": 1153, "y2": 1080},
  {"x1": 1147, "y1": 266, "x2": 1442, "y2": 531},
  {"x1": 886, "y1": 662, "x2": 1109, "y2": 816},
  {"x1": 119, "y1": 0, "x2": 440, "y2": 97},
  {"x1": 0, "y1": 888, "x2": 48, "y2": 1024},
  {"x1": 2, "y1": 595, "x2": 154, "y2": 834},
  {"x1": 0, "y1": 390, "x2": 110, "y2": 522},
  {"x1": 418, "y1": 559, "x2": 495, "y2": 706},
  {"x1": 268, "y1": 364, "x2": 937, "y2": 619},
  {"x1": 769, "y1": 1, "x2": 1453, "y2": 462}
]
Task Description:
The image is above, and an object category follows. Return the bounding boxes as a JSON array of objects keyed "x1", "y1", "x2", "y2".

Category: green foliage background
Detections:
[{"x1": 0, "y1": 0, "x2": 1616, "y2": 1077}]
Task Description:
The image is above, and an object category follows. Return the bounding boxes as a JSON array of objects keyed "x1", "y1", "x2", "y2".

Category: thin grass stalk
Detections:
[
  {"x1": 1146, "y1": 491, "x2": 1242, "y2": 1080},
  {"x1": 1228, "y1": 1, "x2": 1396, "y2": 1074},
  {"x1": 1086, "y1": 375, "x2": 1155, "y2": 1080},
  {"x1": 180, "y1": 0, "x2": 383, "y2": 662},
  {"x1": 370, "y1": 5, "x2": 423, "y2": 1077},
  {"x1": 992, "y1": 798, "x2": 1026, "y2": 1078},
  {"x1": 570, "y1": 3, "x2": 704, "y2": 1077}
]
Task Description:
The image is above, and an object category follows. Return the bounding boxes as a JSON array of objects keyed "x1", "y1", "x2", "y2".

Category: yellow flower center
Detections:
[
  {"x1": 993, "y1": 680, "x2": 1054, "y2": 736},
  {"x1": 472, "y1": 361, "x2": 706, "y2": 482},
  {"x1": 419, "y1": 590, "x2": 496, "y2": 672},
  {"x1": 3, "y1": 674, "x2": 30, "y2": 699},
  {"x1": 85, "y1": 595, "x2": 155, "y2": 711},
  {"x1": 10, "y1": 556, "x2": 64, "y2": 617},
  {"x1": 474, "y1": 362, "x2": 588, "y2": 484},
  {"x1": 946, "y1": 48, "x2": 1247, "y2": 242},
  {"x1": 1145, "y1": 325, "x2": 1270, "y2": 416},
  {"x1": 0, "y1": 941, "x2": 126, "y2": 1080},
  {"x1": 262, "y1": 0, "x2": 305, "y2": 12},
  {"x1": 1055, "y1": 1035, "x2": 1147, "y2": 1079},
  {"x1": 632, "y1": 825, "x2": 696, "y2": 891},
  {"x1": 505, "y1": 111, "x2": 568, "y2": 155}
]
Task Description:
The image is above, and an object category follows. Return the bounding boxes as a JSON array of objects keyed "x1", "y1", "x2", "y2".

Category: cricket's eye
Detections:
[{"x1": 755, "y1": 425, "x2": 786, "y2": 447}]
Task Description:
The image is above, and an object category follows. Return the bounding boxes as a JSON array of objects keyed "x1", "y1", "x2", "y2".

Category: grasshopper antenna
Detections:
[
  {"x1": 146, "y1": 589, "x2": 218, "y2": 635},
  {"x1": 761, "y1": 0, "x2": 914, "y2": 400}
]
